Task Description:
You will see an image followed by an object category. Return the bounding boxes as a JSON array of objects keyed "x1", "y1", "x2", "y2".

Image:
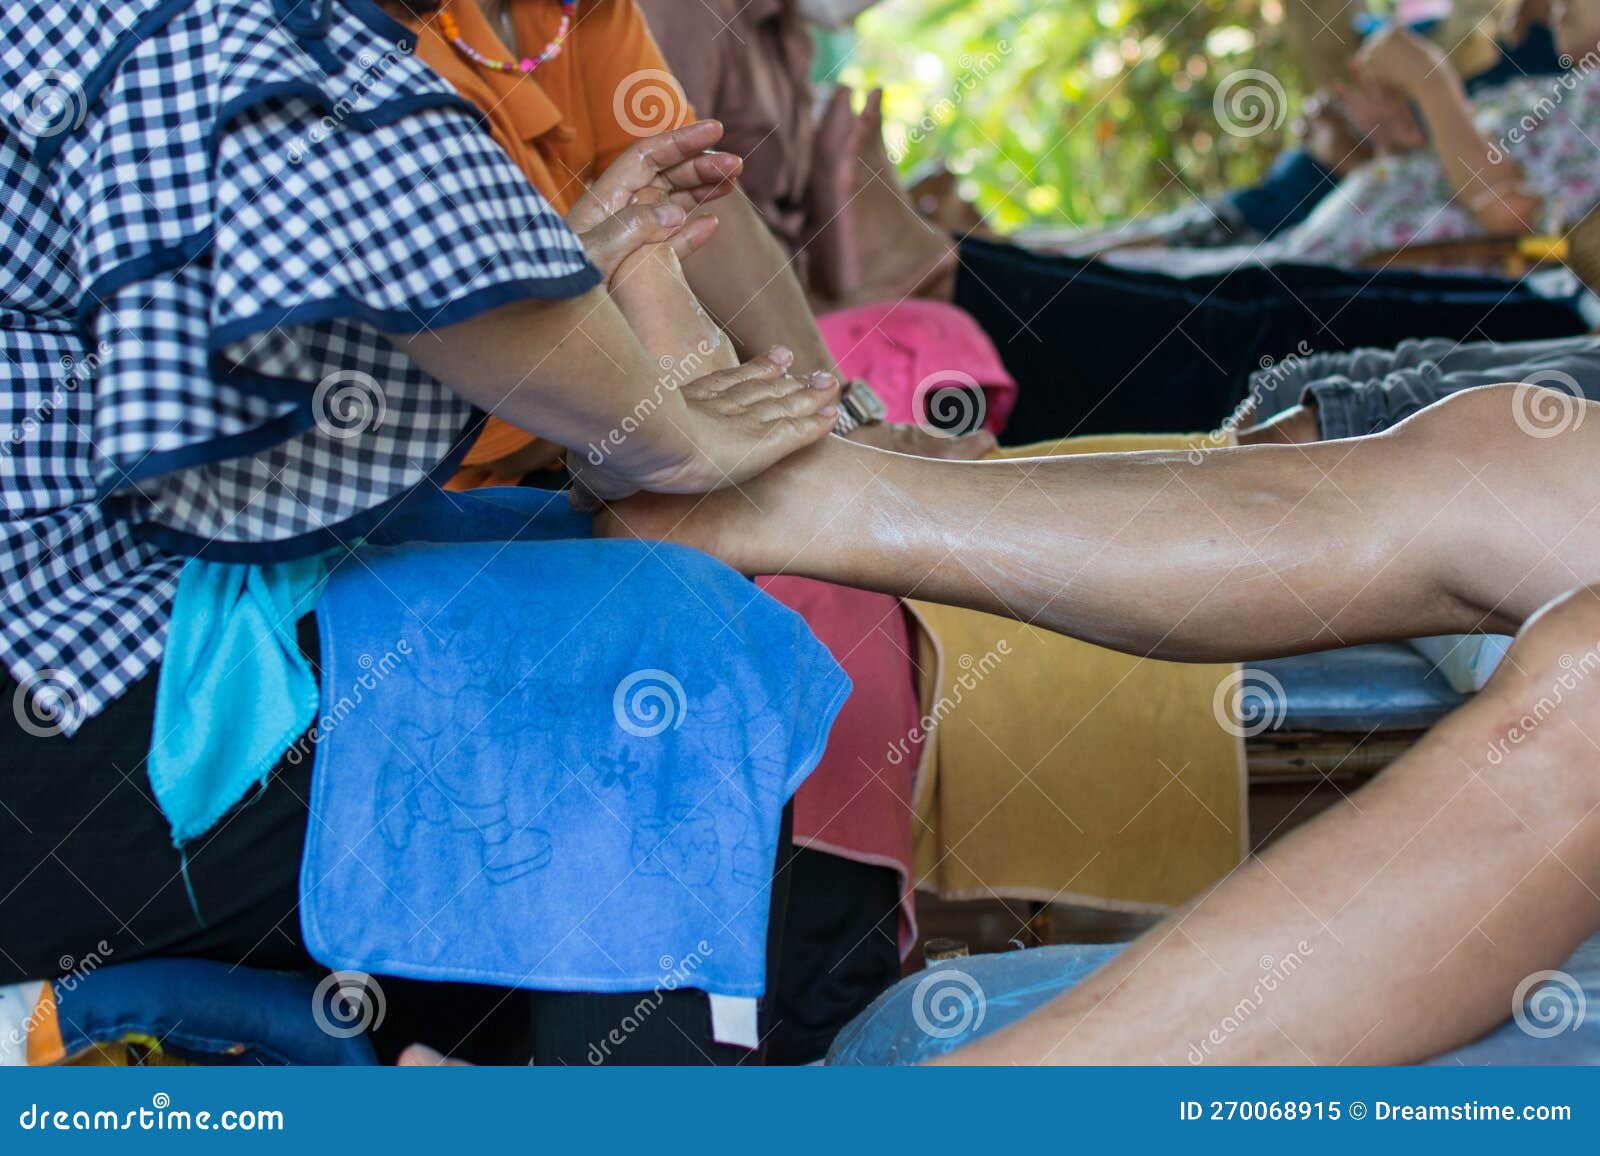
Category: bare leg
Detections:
[
  {"x1": 600, "y1": 383, "x2": 1600, "y2": 1066},
  {"x1": 601, "y1": 385, "x2": 1600, "y2": 657},
  {"x1": 947, "y1": 587, "x2": 1600, "y2": 1063},
  {"x1": 607, "y1": 242, "x2": 738, "y2": 375}
]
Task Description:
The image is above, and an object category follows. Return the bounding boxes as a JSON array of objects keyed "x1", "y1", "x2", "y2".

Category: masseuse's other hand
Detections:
[
  {"x1": 845, "y1": 421, "x2": 997, "y2": 460},
  {"x1": 568, "y1": 120, "x2": 743, "y2": 281},
  {"x1": 568, "y1": 348, "x2": 840, "y2": 508}
]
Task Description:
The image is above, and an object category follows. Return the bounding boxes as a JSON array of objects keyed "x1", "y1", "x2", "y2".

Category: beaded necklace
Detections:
[{"x1": 439, "y1": 0, "x2": 575, "y2": 75}]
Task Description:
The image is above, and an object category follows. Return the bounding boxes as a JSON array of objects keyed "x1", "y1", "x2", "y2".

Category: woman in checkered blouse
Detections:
[{"x1": 0, "y1": 0, "x2": 838, "y2": 1059}]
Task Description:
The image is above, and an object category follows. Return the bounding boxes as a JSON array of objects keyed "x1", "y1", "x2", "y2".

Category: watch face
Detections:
[{"x1": 845, "y1": 381, "x2": 886, "y2": 422}]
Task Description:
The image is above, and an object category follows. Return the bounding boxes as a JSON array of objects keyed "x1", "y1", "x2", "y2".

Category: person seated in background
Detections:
[
  {"x1": 1051, "y1": 1, "x2": 1565, "y2": 254},
  {"x1": 594, "y1": 378, "x2": 1600, "y2": 1065},
  {"x1": 880, "y1": 0, "x2": 1600, "y2": 442},
  {"x1": 637, "y1": 0, "x2": 1022, "y2": 444},
  {"x1": 1106, "y1": 19, "x2": 1600, "y2": 271},
  {"x1": 721, "y1": 0, "x2": 1599, "y2": 443},
  {"x1": 637, "y1": 0, "x2": 962, "y2": 309}
]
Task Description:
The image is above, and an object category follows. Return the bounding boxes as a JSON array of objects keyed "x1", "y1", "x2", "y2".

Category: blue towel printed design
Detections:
[{"x1": 299, "y1": 518, "x2": 850, "y2": 999}]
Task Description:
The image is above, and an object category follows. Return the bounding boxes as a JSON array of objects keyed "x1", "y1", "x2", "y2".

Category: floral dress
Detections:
[{"x1": 1280, "y1": 74, "x2": 1600, "y2": 264}]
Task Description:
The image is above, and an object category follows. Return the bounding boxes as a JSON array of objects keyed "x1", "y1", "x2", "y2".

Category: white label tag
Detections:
[{"x1": 707, "y1": 993, "x2": 759, "y2": 1050}]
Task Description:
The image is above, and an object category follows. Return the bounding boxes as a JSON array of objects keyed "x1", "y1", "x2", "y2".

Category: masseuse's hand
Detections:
[
  {"x1": 568, "y1": 120, "x2": 743, "y2": 282},
  {"x1": 568, "y1": 348, "x2": 841, "y2": 508}
]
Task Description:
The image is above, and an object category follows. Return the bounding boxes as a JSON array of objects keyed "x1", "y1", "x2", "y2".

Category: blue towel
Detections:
[
  {"x1": 149, "y1": 555, "x2": 328, "y2": 845},
  {"x1": 299, "y1": 489, "x2": 850, "y2": 998}
]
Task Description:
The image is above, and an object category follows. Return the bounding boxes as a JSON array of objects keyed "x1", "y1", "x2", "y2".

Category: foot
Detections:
[
  {"x1": 594, "y1": 435, "x2": 852, "y2": 569},
  {"x1": 607, "y1": 241, "x2": 738, "y2": 375}
]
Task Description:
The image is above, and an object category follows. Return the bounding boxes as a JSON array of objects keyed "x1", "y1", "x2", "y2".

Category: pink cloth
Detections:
[
  {"x1": 817, "y1": 299, "x2": 1017, "y2": 436},
  {"x1": 757, "y1": 576, "x2": 920, "y2": 957}
]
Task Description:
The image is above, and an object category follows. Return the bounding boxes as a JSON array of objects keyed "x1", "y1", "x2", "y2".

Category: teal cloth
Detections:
[{"x1": 149, "y1": 556, "x2": 329, "y2": 845}]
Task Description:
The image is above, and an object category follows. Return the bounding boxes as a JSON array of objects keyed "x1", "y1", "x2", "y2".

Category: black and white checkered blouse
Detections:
[{"x1": 0, "y1": 0, "x2": 600, "y2": 733}]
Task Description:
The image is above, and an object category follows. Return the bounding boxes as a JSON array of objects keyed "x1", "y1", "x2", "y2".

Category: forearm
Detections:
[
  {"x1": 388, "y1": 289, "x2": 705, "y2": 482},
  {"x1": 1414, "y1": 75, "x2": 1542, "y2": 232},
  {"x1": 681, "y1": 192, "x2": 839, "y2": 374}
]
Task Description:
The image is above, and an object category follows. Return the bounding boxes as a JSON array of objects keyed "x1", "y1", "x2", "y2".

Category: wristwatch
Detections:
[{"x1": 833, "y1": 378, "x2": 887, "y2": 436}]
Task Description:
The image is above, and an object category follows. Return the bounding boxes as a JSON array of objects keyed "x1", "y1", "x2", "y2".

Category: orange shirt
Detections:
[{"x1": 398, "y1": 0, "x2": 694, "y2": 484}]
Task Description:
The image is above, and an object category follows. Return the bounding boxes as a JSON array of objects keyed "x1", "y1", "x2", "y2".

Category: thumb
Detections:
[{"x1": 585, "y1": 203, "x2": 688, "y2": 281}]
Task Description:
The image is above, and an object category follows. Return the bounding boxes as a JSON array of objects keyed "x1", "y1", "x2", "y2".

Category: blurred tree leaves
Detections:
[{"x1": 843, "y1": 0, "x2": 1306, "y2": 229}]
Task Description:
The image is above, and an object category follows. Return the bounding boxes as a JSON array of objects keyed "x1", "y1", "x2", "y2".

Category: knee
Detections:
[
  {"x1": 1496, "y1": 587, "x2": 1600, "y2": 693},
  {"x1": 1473, "y1": 586, "x2": 1600, "y2": 822},
  {"x1": 1397, "y1": 382, "x2": 1593, "y2": 455}
]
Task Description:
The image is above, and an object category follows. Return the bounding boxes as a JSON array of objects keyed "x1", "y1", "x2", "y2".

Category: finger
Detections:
[
  {"x1": 863, "y1": 87, "x2": 883, "y2": 129},
  {"x1": 819, "y1": 85, "x2": 854, "y2": 133},
  {"x1": 589, "y1": 121, "x2": 729, "y2": 213},
  {"x1": 583, "y1": 203, "x2": 691, "y2": 280},
  {"x1": 748, "y1": 379, "x2": 843, "y2": 424},
  {"x1": 662, "y1": 175, "x2": 741, "y2": 216},
  {"x1": 654, "y1": 150, "x2": 743, "y2": 196},
  {"x1": 665, "y1": 214, "x2": 720, "y2": 262},
  {"x1": 682, "y1": 349, "x2": 794, "y2": 398},
  {"x1": 752, "y1": 410, "x2": 841, "y2": 461},
  {"x1": 716, "y1": 370, "x2": 836, "y2": 413}
]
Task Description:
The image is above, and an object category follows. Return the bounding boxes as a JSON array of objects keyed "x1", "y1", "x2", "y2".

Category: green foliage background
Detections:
[{"x1": 839, "y1": 0, "x2": 1307, "y2": 230}]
